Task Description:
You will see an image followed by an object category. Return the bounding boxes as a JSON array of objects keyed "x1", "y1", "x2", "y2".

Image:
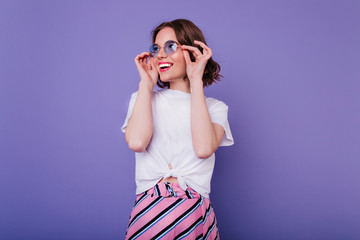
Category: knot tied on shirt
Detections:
[
  {"x1": 163, "y1": 164, "x2": 187, "y2": 191},
  {"x1": 163, "y1": 164, "x2": 178, "y2": 178}
]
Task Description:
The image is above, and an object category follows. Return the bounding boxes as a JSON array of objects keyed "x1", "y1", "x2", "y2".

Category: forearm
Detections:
[
  {"x1": 190, "y1": 80, "x2": 218, "y2": 158},
  {"x1": 125, "y1": 81, "x2": 154, "y2": 152}
]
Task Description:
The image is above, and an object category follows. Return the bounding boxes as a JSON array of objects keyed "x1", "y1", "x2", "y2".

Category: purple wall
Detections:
[{"x1": 1, "y1": 0, "x2": 359, "y2": 239}]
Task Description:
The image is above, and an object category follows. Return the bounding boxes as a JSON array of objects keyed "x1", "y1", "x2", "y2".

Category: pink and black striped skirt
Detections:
[{"x1": 125, "y1": 182, "x2": 219, "y2": 240}]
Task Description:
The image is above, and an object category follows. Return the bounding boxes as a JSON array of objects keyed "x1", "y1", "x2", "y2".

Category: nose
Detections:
[{"x1": 156, "y1": 47, "x2": 167, "y2": 59}]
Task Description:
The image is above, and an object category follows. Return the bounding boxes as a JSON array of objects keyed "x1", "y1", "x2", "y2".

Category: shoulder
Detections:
[
  {"x1": 129, "y1": 89, "x2": 166, "y2": 99},
  {"x1": 130, "y1": 91, "x2": 138, "y2": 98},
  {"x1": 205, "y1": 97, "x2": 229, "y2": 112},
  {"x1": 152, "y1": 89, "x2": 167, "y2": 97}
]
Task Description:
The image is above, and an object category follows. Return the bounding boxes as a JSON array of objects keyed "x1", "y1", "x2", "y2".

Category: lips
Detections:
[{"x1": 158, "y1": 62, "x2": 173, "y2": 72}]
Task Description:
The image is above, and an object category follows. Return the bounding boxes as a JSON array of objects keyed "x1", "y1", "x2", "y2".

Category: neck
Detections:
[{"x1": 169, "y1": 78, "x2": 191, "y2": 93}]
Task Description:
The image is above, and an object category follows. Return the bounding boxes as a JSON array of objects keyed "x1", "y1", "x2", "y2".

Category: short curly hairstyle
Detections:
[{"x1": 151, "y1": 19, "x2": 222, "y2": 88}]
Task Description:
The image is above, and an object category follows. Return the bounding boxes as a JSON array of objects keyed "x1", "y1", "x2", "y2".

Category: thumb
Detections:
[
  {"x1": 183, "y1": 49, "x2": 191, "y2": 65},
  {"x1": 149, "y1": 57, "x2": 156, "y2": 69}
]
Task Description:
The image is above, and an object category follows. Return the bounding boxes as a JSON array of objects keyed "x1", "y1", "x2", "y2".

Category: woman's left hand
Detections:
[{"x1": 181, "y1": 40, "x2": 212, "y2": 84}]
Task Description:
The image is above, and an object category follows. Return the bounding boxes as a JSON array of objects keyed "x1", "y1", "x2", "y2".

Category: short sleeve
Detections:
[
  {"x1": 121, "y1": 91, "x2": 138, "y2": 133},
  {"x1": 207, "y1": 98, "x2": 234, "y2": 146}
]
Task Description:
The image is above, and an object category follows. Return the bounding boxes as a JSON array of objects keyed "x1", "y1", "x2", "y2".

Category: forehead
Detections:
[{"x1": 155, "y1": 27, "x2": 178, "y2": 45}]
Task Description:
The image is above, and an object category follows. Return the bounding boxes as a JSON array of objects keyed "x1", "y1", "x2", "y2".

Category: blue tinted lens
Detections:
[
  {"x1": 149, "y1": 44, "x2": 159, "y2": 57},
  {"x1": 165, "y1": 41, "x2": 178, "y2": 55}
]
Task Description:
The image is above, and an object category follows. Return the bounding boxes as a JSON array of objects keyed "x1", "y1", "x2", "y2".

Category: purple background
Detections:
[{"x1": 1, "y1": 0, "x2": 359, "y2": 239}]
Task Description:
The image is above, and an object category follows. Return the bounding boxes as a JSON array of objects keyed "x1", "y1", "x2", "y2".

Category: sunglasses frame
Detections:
[{"x1": 149, "y1": 40, "x2": 182, "y2": 57}]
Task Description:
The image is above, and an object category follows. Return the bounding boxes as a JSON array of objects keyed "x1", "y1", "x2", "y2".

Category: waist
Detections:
[
  {"x1": 143, "y1": 182, "x2": 202, "y2": 199},
  {"x1": 159, "y1": 176, "x2": 178, "y2": 184}
]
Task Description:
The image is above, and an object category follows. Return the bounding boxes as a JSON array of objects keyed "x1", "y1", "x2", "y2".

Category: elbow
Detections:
[
  {"x1": 128, "y1": 143, "x2": 146, "y2": 152},
  {"x1": 127, "y1": 140, "x2": 148, "y2": 152},
  {"x1": 193, "y1": 140, "x2": 218, "y2": 159},
  {"x1": 194, "y1": 147, "x2": 215, "y2": 159},
  {"x1": 125, "y1": 134, "x2": 149, "y2": 152}
]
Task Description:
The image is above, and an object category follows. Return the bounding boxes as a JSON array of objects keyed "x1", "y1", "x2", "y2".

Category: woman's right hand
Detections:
[{"x1": 134, "y1": 52, "x2": 158, "y2": 90}]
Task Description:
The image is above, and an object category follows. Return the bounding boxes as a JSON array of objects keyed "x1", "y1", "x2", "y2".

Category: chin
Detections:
[
  {"x1": 159, "y1": 77, "x2": 170, "y2": 83},
  {"x1": 159, "y1": 74, "x2": 186, "y2": 83},
  {"x1": 158, "y1": 75, "x2": 173, "y2": 83}
]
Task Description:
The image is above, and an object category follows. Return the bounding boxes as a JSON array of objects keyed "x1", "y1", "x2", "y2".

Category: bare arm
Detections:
[
  {"x1": 190, "y1": 80, "x2": 225, "y2": 158},
  {"x1": 125, "y1": 52, "x2": 158, "y2": 152},
  {"x1": 182, "y1": 41, "x2": 225, "y2": 159}
]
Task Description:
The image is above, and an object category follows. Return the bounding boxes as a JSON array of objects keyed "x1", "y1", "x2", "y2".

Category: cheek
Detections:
[
  {"x1": 173, "y1": 49, "x2": 185, "y2": 61},
  {"x1": 173, "y1": 52, "x2": 186, "y2": 68}
]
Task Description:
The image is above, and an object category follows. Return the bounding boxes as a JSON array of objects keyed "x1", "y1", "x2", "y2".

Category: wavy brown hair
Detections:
[{"x1": 151, "y1": 19, "x2": 222, "y2": 88}]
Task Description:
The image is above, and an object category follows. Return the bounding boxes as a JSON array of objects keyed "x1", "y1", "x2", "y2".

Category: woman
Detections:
[{"x1": 122, "y1": 19, "x2": 234, "y2": 240}]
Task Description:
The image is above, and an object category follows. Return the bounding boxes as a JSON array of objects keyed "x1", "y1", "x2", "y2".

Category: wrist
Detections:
[
  {"x1": 139, "y1": 79, "x2": 155, "y2": 92},
  {"x1": 190, "y1": 79, "x2": 204, "y2": 93}
]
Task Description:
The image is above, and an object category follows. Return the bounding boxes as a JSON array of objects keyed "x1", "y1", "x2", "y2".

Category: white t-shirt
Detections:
[{"x1": 121, "y1": 88, "x2": 234, "y2": 198}]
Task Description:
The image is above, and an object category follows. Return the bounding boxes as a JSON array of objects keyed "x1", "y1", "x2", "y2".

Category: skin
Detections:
[{"x1": 125, "y1": 27, "x2": 225, "y2": 184}]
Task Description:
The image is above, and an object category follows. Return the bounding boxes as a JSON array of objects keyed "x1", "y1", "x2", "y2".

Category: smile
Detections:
[{"x1": 159, "y1": 62, "x2": 173, "y2": 72}]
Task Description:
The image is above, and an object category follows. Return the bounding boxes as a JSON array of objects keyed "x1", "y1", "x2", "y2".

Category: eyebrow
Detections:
[{"x1": 154, "y1": 40, "x2": 178, "y2": 45}]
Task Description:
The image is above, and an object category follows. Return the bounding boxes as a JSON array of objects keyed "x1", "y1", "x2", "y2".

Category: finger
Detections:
[
  {"x1": 181, "y1": 45, "x2": 202, "y2": 57},
  {"x1": 182, "y1": 49, "x2": 192, "y2": 65},
  {"x1": 149, "y1": 57, "x2": 156, "y2": 70},
  {"x1": 135, "y1": 52, "x2": 150, "y2": 63},
  {"x1": 193, "y1": 40, "x2": 208, "y2": 49},
  {"x1": 194, "y1": 40, "x2": 212, "y2": 58},
  {"x1": 142, "y1": 55, "x2": 150, "y2": 64},
  {"x1": 135, "y1": 53, "x2": 151, "y2": 73},
  {"x1": 147, "y1": 59, "x2": 152, "y2": 70},
  {"x1": 135, "y1": 51, "x2": 150, "y2": 60},
  {"x1": 181, "y1": 45, "x2": 202, "y2": 56}
]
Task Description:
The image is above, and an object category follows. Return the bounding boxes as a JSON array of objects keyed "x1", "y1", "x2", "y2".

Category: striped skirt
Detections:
[{"x1": 125, "y1": 182, "x2": 220, "y2": 240}]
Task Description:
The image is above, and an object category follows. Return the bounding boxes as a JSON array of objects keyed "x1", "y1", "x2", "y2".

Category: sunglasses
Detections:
[{"x1": 149, "y1": 40, "x2": 181, "y2": 57}]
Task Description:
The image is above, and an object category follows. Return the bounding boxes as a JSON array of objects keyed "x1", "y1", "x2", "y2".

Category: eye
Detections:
[
  {"x1": 168, "y1": 42, "x2": 177, "y2": 51},
  {"x1": 150, "y1": 44, "x2": 159, "y2": 53},
  {"x1": 168, "y1": 41, "x2": 177, "y2": 52},
  {"x1": 164, "y1": 40, "x2": 178, "y2": 52}
]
